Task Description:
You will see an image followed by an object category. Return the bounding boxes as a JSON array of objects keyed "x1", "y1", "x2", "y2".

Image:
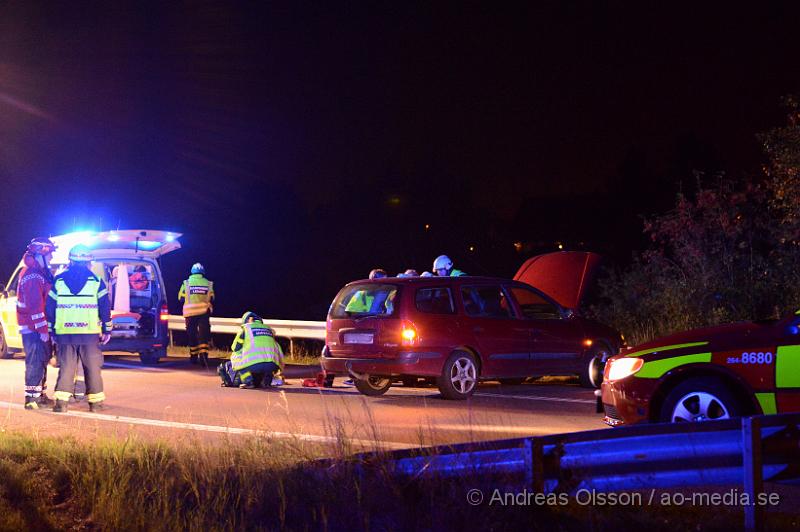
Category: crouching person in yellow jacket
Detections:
[{"x1": 219, "y1": 312, "x2": 284, "y2": 389}]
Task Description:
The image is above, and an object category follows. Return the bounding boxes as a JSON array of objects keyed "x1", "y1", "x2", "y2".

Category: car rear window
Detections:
[
  {"x1": 415, "y1": 287, "x2": 455, "y2": 314},
  {"x1": 330, "y1": 283, "x2": 399, "y2": 318},
  {"x1": 461, "y1": 286, "x2": 513, "y2": 318}
]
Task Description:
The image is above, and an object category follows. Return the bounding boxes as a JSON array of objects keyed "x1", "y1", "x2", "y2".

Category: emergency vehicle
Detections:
[
  {"x1": 600, "y1": 311, "x2": 800, "y2": 425},
  {"x1": 0, "y1": 230, "x2": 181, "y2": 364}
]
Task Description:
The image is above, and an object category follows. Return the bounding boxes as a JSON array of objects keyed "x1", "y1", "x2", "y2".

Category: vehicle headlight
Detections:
[{"x1": 607, "y1": 357, "x2": 644, "y2": 381}]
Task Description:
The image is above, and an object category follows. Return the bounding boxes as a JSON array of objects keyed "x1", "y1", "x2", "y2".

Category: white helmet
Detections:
[
  {"x1": 421, "y1": 271, "x2": 433, "y2": 277},
  {"x1": 433, "y1": 255, "x2": 453, "y2": 274}
]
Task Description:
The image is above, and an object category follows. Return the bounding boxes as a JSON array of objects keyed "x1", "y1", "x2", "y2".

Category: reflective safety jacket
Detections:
[
  {"x1": 230, "y1": 322, "x2": 283, "y2": 371},
  {"x1": 46, "y1": 264, "x2": 112, "y2": 340},
  {"x1": 178, "y1": 274, "x2": 214, "y2": 317},
  {"x1": 345, "y1": 290, "x2": 373, "y2": 313},
  {"x1": 16, "y1": 254, "x2": 53, "y2": 335},
  {"x1": 450, "y1": 269, "x2": 466, "y2": 277}
]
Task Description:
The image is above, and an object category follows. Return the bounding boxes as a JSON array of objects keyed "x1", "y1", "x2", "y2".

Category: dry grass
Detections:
[{"x1": 0, "y1": 427, "x2": 796, "y2": 531}]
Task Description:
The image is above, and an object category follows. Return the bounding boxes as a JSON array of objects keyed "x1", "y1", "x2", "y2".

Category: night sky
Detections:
[{"x1": 1, "y1": 3, "x2": 799, "y2": 319}]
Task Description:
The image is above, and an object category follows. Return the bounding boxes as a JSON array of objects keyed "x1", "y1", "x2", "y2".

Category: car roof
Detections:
[{"x1": 48, "y1": 230, "x2": 182, "y2": 264}]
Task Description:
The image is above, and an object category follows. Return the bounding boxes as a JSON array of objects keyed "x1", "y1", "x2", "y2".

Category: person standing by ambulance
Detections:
[
  {"x1": 46, "y1": 244, "x2": 112, "y2": 413},
  {"x1": 17, "y1": 237, "x2": 57, "y2": 409},
  {"x1": 178, "y1": 263, "x2": 215, "y2": 365}
]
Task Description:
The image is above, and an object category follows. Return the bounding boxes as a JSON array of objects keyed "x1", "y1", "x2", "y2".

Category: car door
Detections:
[
  {"x1": 0, "y1": 266, "x2": 24, "y2": 350},
  {"x1": 507, "y1": 284, "x2": 584, "y2": 374},
  {"x1": 459, "y1": 283, "x2": 530, "y2": 378}
]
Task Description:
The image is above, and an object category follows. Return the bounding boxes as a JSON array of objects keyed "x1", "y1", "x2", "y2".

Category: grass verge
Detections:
[{"x1": 0, "y1": 430, "x2": 796, "y2": 531}]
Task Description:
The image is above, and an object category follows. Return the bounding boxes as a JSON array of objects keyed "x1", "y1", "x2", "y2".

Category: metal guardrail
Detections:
[
  {"x1": 350, "y1": 413, "x2": 800, "y2": 531},
  {"x1": 167, "y1": 315, "x2": 326, "y2": 341}
]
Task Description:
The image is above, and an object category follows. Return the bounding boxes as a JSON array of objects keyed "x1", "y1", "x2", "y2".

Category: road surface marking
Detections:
[
  {"x1": 475, "y1": 392, "x2": 596, "y2": 405},
  {"x1": 0, "y1": 400, "x2": 409, "y2": 450}
]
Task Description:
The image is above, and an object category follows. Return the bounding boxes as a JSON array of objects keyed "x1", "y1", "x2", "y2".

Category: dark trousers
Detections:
[
  {"x1": 219, "y1": 361, "x2": 278, "y2": 387},
  {"x1": 185, "y1": 313, "x2": 211, "y2": 362},
  {"x1": 54, "y1": 342, "x2": 105, "y2": 403},
  {"x1": 22, "y1": 333, "x2": 49, "y2": 398}
]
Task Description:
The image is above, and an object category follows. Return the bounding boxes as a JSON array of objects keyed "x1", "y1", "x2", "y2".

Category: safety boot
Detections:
[
  {"x1": 37, "y1": 393, "x2": 55, "y2": 407},
  {"x1": 239, "y1": 382, "x2": 256, "y2": 389},
  {"x1": 24, "y1": 397, "x2": 40, "y2": 410},
  {"x1": 53, "y1": 400, "x2": 68, "y2": 413},
  {"x1": 89, "y1": 402, "x2": 104, "y2": 413}
]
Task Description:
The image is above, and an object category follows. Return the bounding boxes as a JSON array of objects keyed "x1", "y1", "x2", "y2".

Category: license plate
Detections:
[{"x1": 343, "y1": 333, "x2": 374, "y2": 345}]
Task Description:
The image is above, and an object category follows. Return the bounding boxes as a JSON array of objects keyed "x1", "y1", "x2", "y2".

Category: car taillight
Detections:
[
  {"x1": 160, "y1": 304, "x2": 169, "y2": 321},
  {"x1": 401, "y1": 322, "x2": 417, "y2": 346}
]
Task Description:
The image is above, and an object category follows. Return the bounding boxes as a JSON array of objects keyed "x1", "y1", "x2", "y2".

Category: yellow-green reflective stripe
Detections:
[
  {"x1": 635, "y1": 353, "x2": 712, "y2": 379},
  {"x1": 795, "y1": 309, "x2": 800, "y2": 315},
  {"x1": 776, "y1": 345, "x2": 800, "y2": 388},
  {"x1": 625, "y1": 341, "x2": 709, "y2": 358},
  {"x1": 755, "y1": 393, "x2": 777, "y2": 415}
]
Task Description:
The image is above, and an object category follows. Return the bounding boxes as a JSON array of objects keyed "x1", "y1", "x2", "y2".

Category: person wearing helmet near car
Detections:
[
  {"x1": 46, "y1": 244, "x2": 112, "y2": 413},
  {"x1": 17, "y1": 237, "x2": 57, "y2": 409},
  {"x1": 178, "y1": 263, "x2": 215, "y2": 365},
  {"x1": 433, "y1": 255, "x2": 466, "y2": 277},
  {"x1": 219, "y1": 311, "x2": 284, "y2": 389}
]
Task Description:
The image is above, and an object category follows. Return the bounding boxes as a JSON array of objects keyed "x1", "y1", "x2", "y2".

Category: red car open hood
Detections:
[{"x1": 513, "y1": 251, "x2": 602, "y2": 310}]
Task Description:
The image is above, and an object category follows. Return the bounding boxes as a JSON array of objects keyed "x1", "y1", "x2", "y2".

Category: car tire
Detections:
[
  {"x1": 660, "y1": 377, "x2": 742, "y2": 423},
  {"x1": 499, "y1": 378, "x2": 525, "y2": 386},
  {"x1": 353, "y1": 376, "x2": 392, "y2": 396},
  {"x1": 0, "y1": 325, "x2": 11, "y2": 359},
  {"x1": 579, "y1": 343, "x2": 612, "y2": 389},
  {"x1": 139, "y1": 348, "x2": 166, "y2": 365},
  {"x1": 438, "y1": 350, "x2": 479, "y2": 400}
]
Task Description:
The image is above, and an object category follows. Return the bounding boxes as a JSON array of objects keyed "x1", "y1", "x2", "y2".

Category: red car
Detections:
[
  {"x1": 322, "y1": 252, "x2": 624, "y2": 399},
  {"x1": 600, "y1": 311, "x2": 800, "y2": 426}
]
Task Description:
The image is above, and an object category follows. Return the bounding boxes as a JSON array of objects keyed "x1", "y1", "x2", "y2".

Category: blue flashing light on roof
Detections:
[
  {"x1": 165, "y1": 233, "x2": 175, "y2": 242},
  {"x1": 107, "y1": 233, "x2": 120, "y2": 242},
  {"x1": 136, "y1": 241, "x2": 163, "y2": 251}
]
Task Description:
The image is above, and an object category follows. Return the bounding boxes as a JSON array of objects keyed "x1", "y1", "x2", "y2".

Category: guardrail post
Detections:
[
  {"x1": 524, "y1": 438, "x2": 544, "y2": 492},
  {"x1": 289, "y1": 337, "x2": 294, "y2": 357},
  {"x1": 742, "y1": 416, "x2": 763, "y2": 532}
]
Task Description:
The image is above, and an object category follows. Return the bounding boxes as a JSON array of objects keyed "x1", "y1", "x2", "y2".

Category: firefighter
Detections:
[
  {"x1": 178, "y1": 263, "x2": 215, "y2": 365},
  {"x1": 46, "y1": 244, "x2": 112, "y2": 413},
  {"x1": 433, "y1": 255, "x2": 466, "y2": 277},
  {"x1": 17, "y1": 237, "x2": 57, "y2": 409},
  {"x1": 219, "y1": 312, "x2": 284, "y2": 389}
]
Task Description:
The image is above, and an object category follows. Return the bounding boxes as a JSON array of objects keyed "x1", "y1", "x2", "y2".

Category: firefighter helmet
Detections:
[
  {"x1": 433, "y1": 255, "x2": 453, "y2": 275},
  {"x1": 369, "y1": 268, "x2": 387, "y2": 279},
  {"x1": 68, "y1": 244, "x2": 93, "y2": 262},
  {"x1": 27, "y1": 237, "x2": 57, "y2": 256},
  {"x1": 241, "y1": 311, "x2": 262, "y2": 324}
]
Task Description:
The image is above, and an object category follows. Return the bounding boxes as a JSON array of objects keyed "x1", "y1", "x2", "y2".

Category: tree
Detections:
[{"x1": 593, "y1": 98, "x2": 800, "y2": 345}]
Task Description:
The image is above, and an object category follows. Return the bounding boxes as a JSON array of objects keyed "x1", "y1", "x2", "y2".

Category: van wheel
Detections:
[
  {"x1": 0, "y1": 325, "x2": 10, "y2": 359},
  {"x1": 579, "y1": 343, "x2": 611, "y2": 389},
  {"x1": 438, "y1": 351, "x2": 478, "y2": 400},
  {"x1": 353, "y1": 376, "x2": 391, "y2": 396},
  {"x1": 660, "y1": 377, "x2": 742, "y2": 423},
  {"x1": 140, "y1": 348, "x2": 165, "y2": 365}
]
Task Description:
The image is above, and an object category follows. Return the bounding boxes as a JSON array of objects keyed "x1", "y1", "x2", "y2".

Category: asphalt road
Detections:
[{"x1": 0, "y1": 354, "x2": 605, "y2": 451}]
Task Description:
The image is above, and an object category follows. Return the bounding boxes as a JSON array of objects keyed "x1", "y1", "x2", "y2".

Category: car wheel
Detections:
[
  {"x1": 499, "y1": 378, "x2": 525, "y2": 386},
  {"x1": 579, "y1": 343, "x2": 612, "y2": 389},
  {"x1": 438, "y1": 350, "x2": 478, "y2": 400},
  {"x1": 660, "y1": 377, "x2": 742, "y2": 423},
  {"x1": 353, "y1": 376, "x2": 392, "y2": 396},
  {"x1": 0, "y1": 325, "x2": 10, "y2": 359}
]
